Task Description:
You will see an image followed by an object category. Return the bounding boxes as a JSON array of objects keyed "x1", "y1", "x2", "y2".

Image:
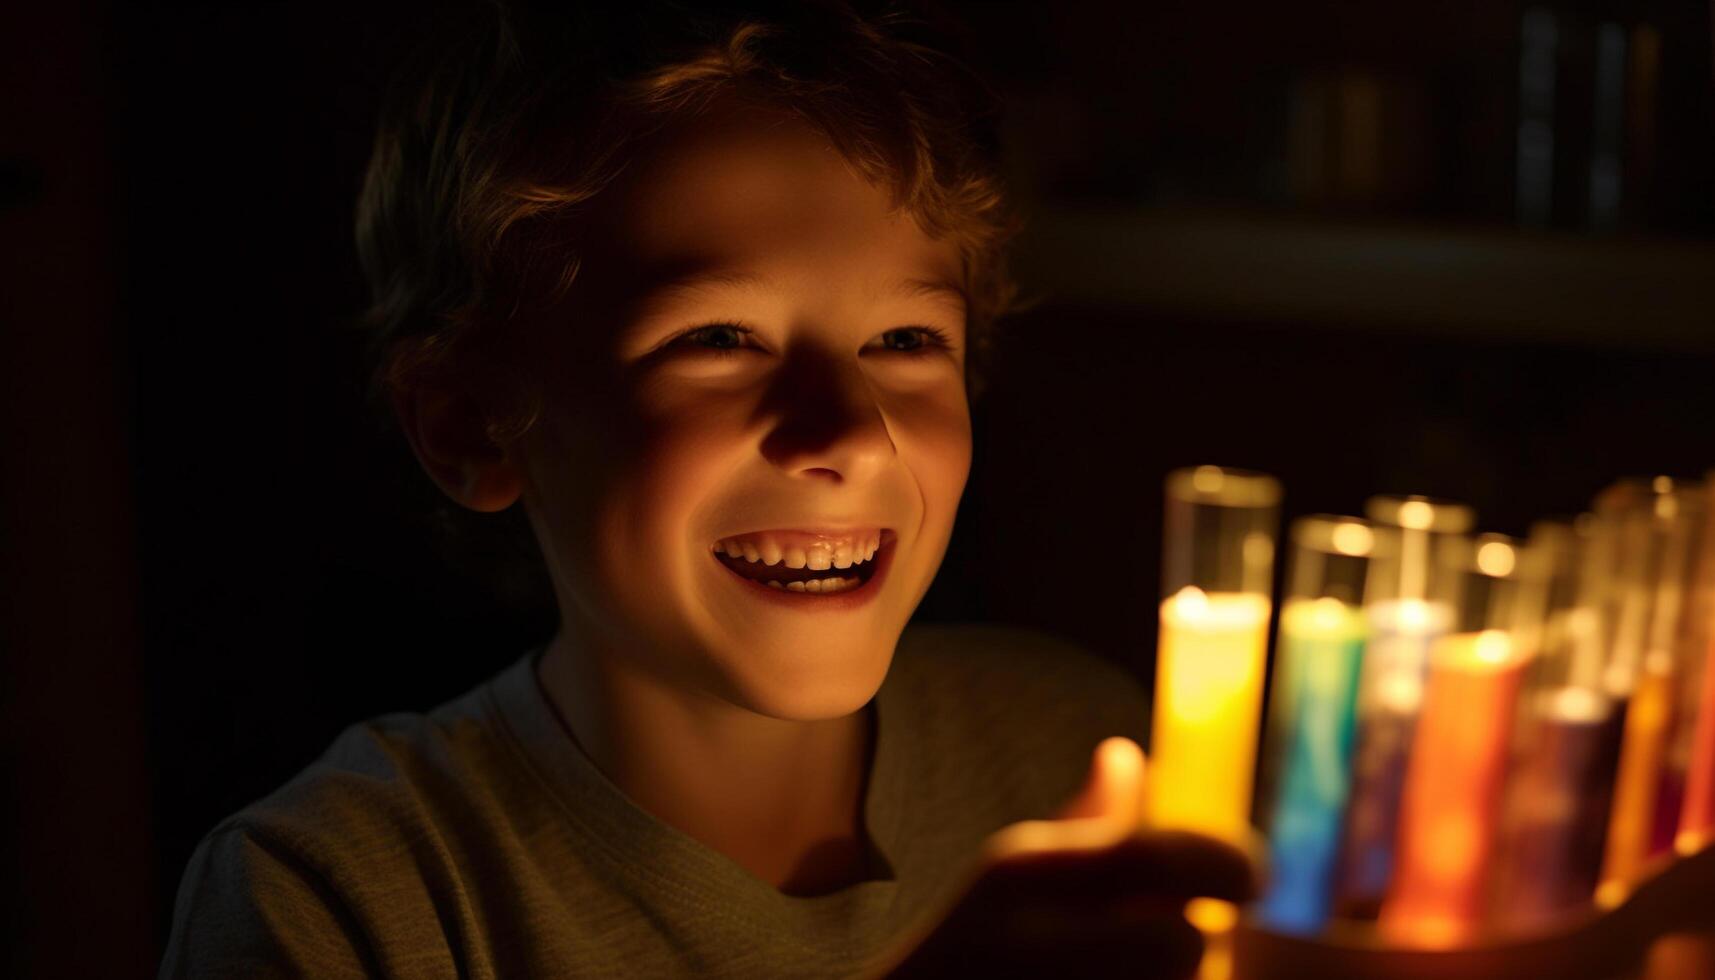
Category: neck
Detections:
[{"x1": 537, "y1": 629, "x2": 875, "y2": 895}]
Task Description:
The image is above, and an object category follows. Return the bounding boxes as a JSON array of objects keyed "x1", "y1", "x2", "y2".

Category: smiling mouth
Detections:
[{"x1": 711, "y1": 529, "x2": 893, "y2": 595}]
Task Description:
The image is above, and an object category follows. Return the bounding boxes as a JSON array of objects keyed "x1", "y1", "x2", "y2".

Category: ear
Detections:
[{"x1": 391, "y1": 377, "x2": 524, "y2": 513}]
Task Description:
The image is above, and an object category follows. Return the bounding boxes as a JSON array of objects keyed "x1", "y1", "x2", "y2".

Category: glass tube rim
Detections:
[
  {"x1": 1365, "y1": 494, "x2": 1475, "y2": 533},
  {"x1": 1443, "y1": 531, "x2": 1525, "y2": 580},
  {"x1": 1290, "y1": 513, "x2": 1390, "y2": 559},
  {"x1": 1164, "y1": 465, "x2": 1283, "y2": 509}
]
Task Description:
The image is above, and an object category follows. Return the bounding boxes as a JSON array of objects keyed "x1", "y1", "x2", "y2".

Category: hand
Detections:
[{"x1": 879, "y1": 738, "x2": 1258, "y2": 979}]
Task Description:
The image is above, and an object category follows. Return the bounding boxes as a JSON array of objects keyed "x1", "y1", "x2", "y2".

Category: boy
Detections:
[{"x1": 160, "y1": 2, "x2": 1253, "y2": 976}]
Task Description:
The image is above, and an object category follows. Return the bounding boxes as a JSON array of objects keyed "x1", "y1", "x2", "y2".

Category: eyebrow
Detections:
[
  {"x1": 648, "y1": 268, "x2": 769, "y2": 297},
  {"x1": 643, "y1": 268, "x2": 967, "y2": 312},
  {"x1": 896, "y1": 277, "x2": 969, "y2": 313}
]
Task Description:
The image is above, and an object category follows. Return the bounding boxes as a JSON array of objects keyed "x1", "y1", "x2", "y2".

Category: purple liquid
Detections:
[
  {"x1": 1332, "y1": 706, "x2": 1414, "y2": 918},
  {"x1": 1491, "y1": 702, "x2": 1626, "y2": 931}
]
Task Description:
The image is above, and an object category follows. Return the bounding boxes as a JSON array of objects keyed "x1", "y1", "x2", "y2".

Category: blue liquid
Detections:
[{"x1": 1259, "y1": 609, "x2": 1367, "y2": 933}]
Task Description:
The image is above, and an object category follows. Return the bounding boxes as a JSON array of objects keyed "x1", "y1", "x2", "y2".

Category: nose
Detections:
[{"x1": 760, "y1": 351, "x2": 895, "y2": 485}]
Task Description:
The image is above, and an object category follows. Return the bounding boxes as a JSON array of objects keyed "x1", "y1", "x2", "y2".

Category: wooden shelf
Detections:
[{"x1": 1011, "y1": 206, "x2": 1715, "y2": 352}]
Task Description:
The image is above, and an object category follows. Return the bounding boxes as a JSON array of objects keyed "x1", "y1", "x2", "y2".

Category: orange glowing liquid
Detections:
[
  {"x1": 1599, "y1": 667, "x2": 1676, "y2": 903},
  {"x1": 1380, "y1": 631, "x2": 1525, "y2": 947}
]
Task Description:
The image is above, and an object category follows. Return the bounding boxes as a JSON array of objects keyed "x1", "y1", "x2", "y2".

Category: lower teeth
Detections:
[{"x1": 767, "y1": 577, "x2": 860, "y2": 594}]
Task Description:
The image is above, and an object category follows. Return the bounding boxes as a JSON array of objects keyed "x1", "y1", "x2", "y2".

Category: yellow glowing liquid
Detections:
[{"x1": 1150, "y1": 589, "x2": 1272, "y2": 844}]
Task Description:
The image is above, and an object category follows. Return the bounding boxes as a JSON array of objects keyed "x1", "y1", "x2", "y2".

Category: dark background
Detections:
[{"x1": 3, "y1": 0, "x2": 1712, "y2": 975}]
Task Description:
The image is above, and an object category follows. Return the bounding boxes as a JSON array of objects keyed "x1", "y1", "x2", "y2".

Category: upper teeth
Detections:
[{"x1": 713, "y1": 532, "x2": 881, "y2": 568}]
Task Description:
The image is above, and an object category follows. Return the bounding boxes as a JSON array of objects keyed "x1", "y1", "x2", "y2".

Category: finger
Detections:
[
  {"x1": 1056, "y1": 737, "x2": 1147, "y2": 824},
  {"x1": 984, "y1": 828, "x2": 1258, "y2": 905}
]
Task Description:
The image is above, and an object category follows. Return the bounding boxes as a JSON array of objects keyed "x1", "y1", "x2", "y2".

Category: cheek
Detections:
[
  {"x1": 523, "y1": 384, "x2": 746, "y2": 574},
  {"x1": 892, "y1": 385, "x2": 973, "y2": 511},
  {"x1": 884, "y1": 382, "x2": 980, "y2": 552},
  {"x1": 593, "y1": 389, "x2": 759, "y2": 581}
]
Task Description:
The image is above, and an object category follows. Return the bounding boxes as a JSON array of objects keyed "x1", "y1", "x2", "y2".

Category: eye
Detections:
[
  {"x1": 872, "y1": 326, "x2": 953, "y2": 355},
  {"x1": 667, "y1": 322, "x2": 755, "y2": 355}
]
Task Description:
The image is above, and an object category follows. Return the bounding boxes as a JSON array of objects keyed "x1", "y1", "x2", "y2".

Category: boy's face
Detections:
[{"x1": 512, "y1": 103, "x2": 972, "y2": 720}]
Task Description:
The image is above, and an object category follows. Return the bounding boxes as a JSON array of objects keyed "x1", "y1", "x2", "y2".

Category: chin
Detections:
[{"x1": 715, "y1": 637, "x2": 898, "y2": 721}]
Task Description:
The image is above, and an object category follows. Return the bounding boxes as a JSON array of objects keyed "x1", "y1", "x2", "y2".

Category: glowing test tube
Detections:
[
  {"x1": 1149, "y1": 465, "x2": 1281, "y2": 845},
  {"x1": 1256, "y1": 516, "x2": 1376, "y2": 934},
  {"x1": 1598, "y1": 477, "x2": 1702, "y2": 904},
  {"x1": 1332, "y1": 496, "x2": 1471, "y2": 918},
  {"x1": 1380, "y1": 534, "x2": 1532, "y2": 948},
  {"x1": 1658, "y1": 482, "x2": 1710, "y2": 852},
  {"x1": 1651, "y1": 482, "x2": 1706, "y2": 853},
  {"x1": 1490, "y1": 519, "x2": 1625, "y2": 932},
  {"x1": 1677, "y1": 476, "x2": 1715, "y2": 853}
]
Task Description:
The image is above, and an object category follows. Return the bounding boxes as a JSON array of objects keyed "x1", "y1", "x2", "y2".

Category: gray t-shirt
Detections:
[{"x1": 159, "y1": 623, "x2": 1151, "y2": 978}]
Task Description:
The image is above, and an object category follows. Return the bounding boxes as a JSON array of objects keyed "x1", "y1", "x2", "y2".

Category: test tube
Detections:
[
  {"x1": 1256, "y1": 516, "x2": 1376, "y2": 934},
  {"x1": 1149, "y1": 465, "x2": 1281, "y2": 845},
  {"x1": 1597, "y1": 477, "x2": 1702, "y2": 905},
  {"x1": 1676, "y1": 475, "x2": 1715, "y2": 853},
  {"x1": 1654, "y1": 484, "x2": 1707, "y2": 853},
  {"x1": 1380, "y1": 533, "x2": 1534, "y2": 948},
  {"x1": 1332, "y1": 495, "x2": 1472, "y2": 918},
  {"x1": 1489, "y1": 519, "x2": 1625, "y2": 931}
]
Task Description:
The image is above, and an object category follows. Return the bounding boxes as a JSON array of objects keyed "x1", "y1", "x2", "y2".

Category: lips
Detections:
[{"x1": 711, "y1": 529, "x2": 897, "y2": 599}]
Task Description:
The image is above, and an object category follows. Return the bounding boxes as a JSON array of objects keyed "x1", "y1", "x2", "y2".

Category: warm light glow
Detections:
[
  {"x1": 1471, "y1": 630, "x2": 1513, "y2": 665},
  {"x1": 1331, "y1": 521, "x2": 1375, "y2": 556},
  {"x1": 1652, "y1": 475, "x2": 1673, "y2": 494},
  {"x1": 1174, "y1": 585, "x2": 1209, "y2": 618},
  {"x1": 1398, "y1": 500, "x2": 1434, "y2": 530},
  {"x1": 1545, "y1": 685, "x2": 1608, "y2": 723},
  {"x1": 1674, "y1": 830, "x2": 1708, "y2": 856},
  {"x1": 1395, "y1": 597, "x2": 1432, "y2": 630},
  {"x1": 1150, "y1": 591, "x2": 1271, "y2": 843},
  {"x1": 1186, "y1": 897, "x2": 1238, "y2": 932},
  {"x1": 1594, "y1": 879, "x2": 1628, "y2": 909},
  {"x1": 1187, "y1": 899, "x2": 1237, "y2": 980},
  {"x1": 1475, "y1": 540, "x2": 1516, "y2": 577},
  {"x1": 1307, "y1": 596, "x2": 1351, "y2": 631},
  {"x1": 1193, "y1": 465, "x2": 1225, "y2": 494}
]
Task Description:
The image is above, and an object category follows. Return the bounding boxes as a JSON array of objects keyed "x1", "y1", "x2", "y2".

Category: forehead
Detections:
[{"x1": 592, "y1": 100, "x2": 963, "y2": 295}]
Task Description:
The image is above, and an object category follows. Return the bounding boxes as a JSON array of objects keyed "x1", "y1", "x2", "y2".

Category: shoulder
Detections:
[
  {"x1": 161, "y1": 681, "x2": 522, "y2": 975},
  {"x1": 160, "y1": 817, "x2": 377, "y2": 977},
  {"x1": 242, "y1": 691, "x2": 507, "y2": 855}
]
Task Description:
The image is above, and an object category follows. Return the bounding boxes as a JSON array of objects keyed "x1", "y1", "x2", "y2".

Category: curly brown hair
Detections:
[{"x1": 358, "y1": 0, "x2": 1018, "y2": 446}]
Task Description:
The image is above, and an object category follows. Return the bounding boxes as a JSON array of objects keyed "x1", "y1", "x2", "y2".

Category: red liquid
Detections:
[
  {"x1": 1677, "y1": 635, "x2": 1715, "y2": 851},
  {"x1": 1652, "y1": 771, "x2": 1686, "y2": 856}
]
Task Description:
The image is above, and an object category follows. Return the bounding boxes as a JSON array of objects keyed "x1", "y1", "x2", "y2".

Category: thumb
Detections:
[{"x1": 1056, "y1": 736, "x2": 1147, "y2": 826}]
